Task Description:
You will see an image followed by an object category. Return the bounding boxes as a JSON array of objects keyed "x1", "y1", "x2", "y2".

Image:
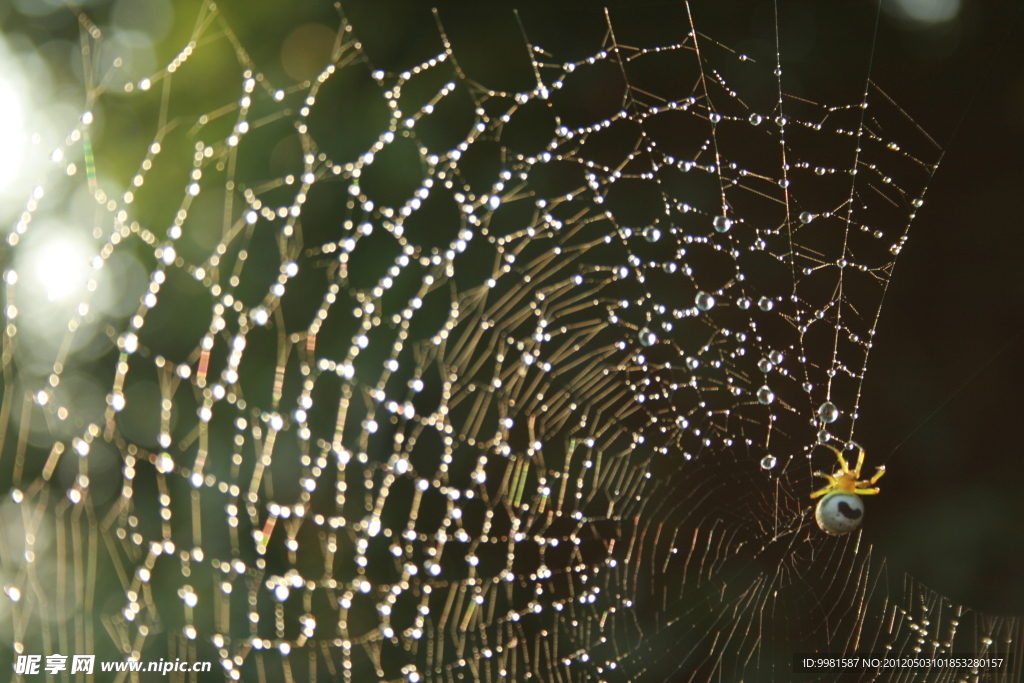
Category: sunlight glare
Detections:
[
  {"x1": 889, "y1": 0, "x2": 961, "y2": 25},
  {"x1": 32, "y1": 236, "x2": 90, "y2": 302}
]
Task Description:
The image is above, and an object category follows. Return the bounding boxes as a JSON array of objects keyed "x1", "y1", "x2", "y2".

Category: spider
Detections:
[{"x1": 810, "y1": 442, "x2": 885, "y2": 535}]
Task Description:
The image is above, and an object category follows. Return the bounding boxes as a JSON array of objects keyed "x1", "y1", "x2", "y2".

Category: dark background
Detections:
[{"x1": 833, "y1": 0, "x2": 1024, "y2": 616}]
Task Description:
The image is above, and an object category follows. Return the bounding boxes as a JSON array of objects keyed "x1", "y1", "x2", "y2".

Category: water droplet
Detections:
[
  {"x1": 676, "y1": 416, "x2": 689, "y2": 430},
  {"x1": 709, "y1": 112, "x2": 722, "y2": 124},
  {"x1": 737, "y1": 298, "x2": 751, "y2": 310},
  {"x1": 758, "y1": 297, "x2": 774, "y2": 312},
  {"x1": 769, "y1": 350, "x2": 784, "y2": 365},
  {"x1": 817, "y1": 429, "x2": 830, "y2": 443},
  {"x1": 912, "y1": 198, "x2": 924, "y2": 208},
  {"x1": 802, "y1": 382, "x2": 813, "y2": 393},
  {"x1": 757, "y1": 386, "x2": 775, "y2": 405},
  {"x1": 638, "y1": 328, "x2": 657, "y2": 346},
  {"x1": 799, "y1": 212, "x2": 813, "y2": 224},
  {"x1": 643, "y1": 227, "x2": 661, "y2": 242},
  {"x1": 758, "y1": 359, "x2": 773, "y2": 373},
  {"x1": 663, "y1": 262, "x2": 677, "y2": 274},
  {"x1": 749, "y1": 113, "x2": 762, "y2": 125},
  {"x1": 778, "y1": 178, "x2": 789, "y2": 188},
  {"x1": 695, "y1": 291, "x2": 715, "y2": 311},
  {"x1": 760, "y1": 455, "x2": 777, "y2": 470},
  {"x1": 817, "y1": 401, "x2": 839, "y2": 424},
  {"x1": 836, "y1": 258, "x2": 848, "y2": 268},
  {"x1": 686, "y1": 357, "x2": 700, "y2": 370},
  {"x1": 713, "y1": 215, "x2": 732, "y2": 233}
]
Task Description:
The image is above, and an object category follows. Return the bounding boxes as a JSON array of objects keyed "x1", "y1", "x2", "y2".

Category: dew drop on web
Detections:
[
  {"x1": 695, "y1": 291, "x2": 716, "y2": 311},
  {"x1": 818, "y1": 401, "x2": 839, "y2": 424}
]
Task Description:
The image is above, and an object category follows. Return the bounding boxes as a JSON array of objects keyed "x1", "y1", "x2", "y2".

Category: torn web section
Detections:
[
  {"x1": 780, "y1": 84, "x2": 939, "y2": 456},
  {"x1": 607, "y1": 37, "x2": 939, "y2": 474}
]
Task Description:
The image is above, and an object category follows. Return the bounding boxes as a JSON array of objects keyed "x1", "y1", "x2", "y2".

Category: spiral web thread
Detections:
[{"x1": 0, "y1": 2, "x2": 1018, "y2": 682}]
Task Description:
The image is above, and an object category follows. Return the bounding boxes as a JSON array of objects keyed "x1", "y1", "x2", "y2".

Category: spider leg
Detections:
[
  {"x1": 851, "y1": 443, "x2": 867, "y2": 478},
  {"x1": 863, "y1": 465, "x2": 885, "y2": 486},
  {"x1": 810, "y1": 471, "x2": 836, "y2": 499},
  {"x1": 823, "y1": 444, "x2": 851, "y2": 474},
  {"x1": 853, "y1": 465, "x2": 885, "y2": 495}
]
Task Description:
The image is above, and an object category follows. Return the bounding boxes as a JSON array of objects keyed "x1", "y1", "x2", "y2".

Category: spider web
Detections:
[{"x1": 0, "y1": 1, "x2": 1018, "y2": 681}]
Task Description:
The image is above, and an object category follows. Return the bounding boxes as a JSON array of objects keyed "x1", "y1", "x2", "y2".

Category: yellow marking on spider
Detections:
[{"x1": 810, "y1": 442, "x2": 885, "y2": 499}]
